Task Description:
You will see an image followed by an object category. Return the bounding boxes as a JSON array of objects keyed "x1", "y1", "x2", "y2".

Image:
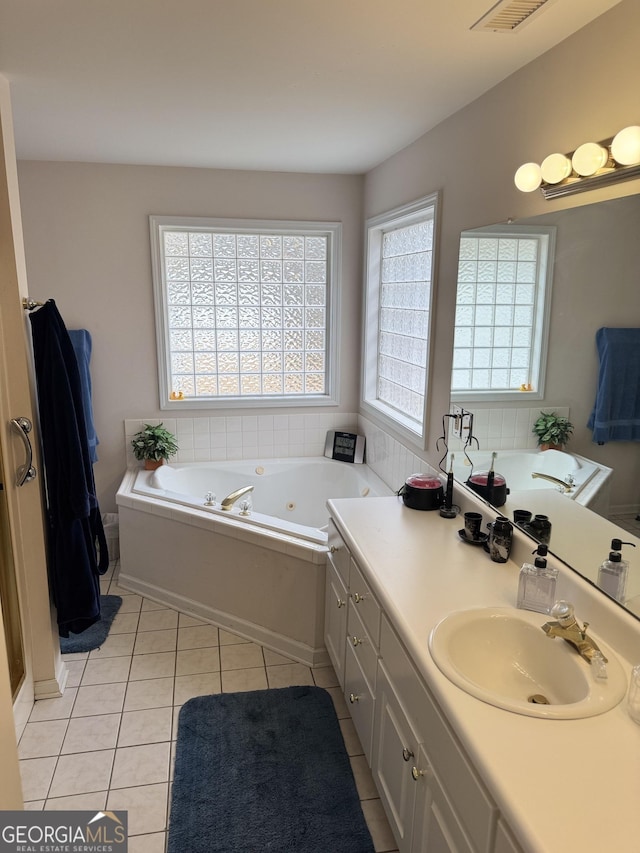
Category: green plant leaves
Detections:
[
  {"x1": 532, "y1": 411, "x2": 574, "y2": 446},
  {"x1": 131, "y1": 422, "x2": 179, "y2": 461}
]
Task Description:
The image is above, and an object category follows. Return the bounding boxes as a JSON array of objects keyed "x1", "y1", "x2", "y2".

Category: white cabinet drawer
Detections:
[
  {"x1": 380, "y1": 616, "x2": 497, "y2": 853},
  {"x1": 328, "y1": 519, "x2": 351, "y2": 587},
  {"x1": 349, "y1": 559, "x2": 381, "y2": 648},
  {"x1": 324, "y1": 559, "x2": 348, "y2": 688},
  {"x1": 347, "y1": 599, "x2": 378, "y2": 693},
  {"x1": 344, "y1": 639, "x2": 376, "y2": 763}
]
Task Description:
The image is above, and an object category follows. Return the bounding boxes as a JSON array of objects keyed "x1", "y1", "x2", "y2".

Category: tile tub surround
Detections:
[
  {"x1": 126, "y1": 412, "x2": 438, "y2": 499},
  {"x1": 446, "y1": 406, "x2": 572, "y2": 452},
  {"x1": 124, "y1": 413, "x2": 360, "y2": 467},
  {"x1": 19, "y1": 561, "x2": 398, "y2": 853},
  {"x1": 356, "y1": 415, "x2": 437, "y2": 494}
]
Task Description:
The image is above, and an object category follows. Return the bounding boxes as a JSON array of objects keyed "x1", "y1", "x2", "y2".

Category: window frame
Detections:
[
  {"x1": 150, "y1": 215, "x2": 341, "y2": 410},
  {"x1": 360, "y1": 193, "x2": 440, "y2": 447},
  {"x1": 450, "y1": 224, "x2": 556, "y2": 403}
]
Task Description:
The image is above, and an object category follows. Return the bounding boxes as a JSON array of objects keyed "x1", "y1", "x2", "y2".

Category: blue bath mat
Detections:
[
  {"x1": 59, "y1": 595, "x2": 122, "y2": 654},
  {"x1": 168, "y1": 685, "x2": 375, "y2": 853}
]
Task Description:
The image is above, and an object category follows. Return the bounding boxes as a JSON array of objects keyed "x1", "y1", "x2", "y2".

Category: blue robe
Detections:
[{"x1": 29, "y1": 300, "x2": 108, "y2": 637}]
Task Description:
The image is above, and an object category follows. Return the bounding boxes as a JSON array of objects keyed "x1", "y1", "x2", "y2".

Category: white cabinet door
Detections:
[
  {"x1": 372, "y1": 662, "x2": 420, "y2": 853},
  {"x1": 411, "y1": 745, "x2": 473, "y2": 853},
  {"x1": 324, "y1": 558, "x2": 348, "y2": 687}
]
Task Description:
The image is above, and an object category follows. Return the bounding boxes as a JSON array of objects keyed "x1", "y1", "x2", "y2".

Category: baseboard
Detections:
[
  {"x1": 34, "y1": 659, "x2": 68, "y2": 700},
  {"x1": 118, "y1": 572, "x2": 330, "y2": 668},
  {"x1": 608, "y1": 503, "x2": 640, "y2": 517}
]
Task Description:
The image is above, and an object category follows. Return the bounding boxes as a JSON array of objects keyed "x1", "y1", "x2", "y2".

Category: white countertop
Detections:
[{"x1": 327, "y1": 493, "x2": 640, "y2": 853}]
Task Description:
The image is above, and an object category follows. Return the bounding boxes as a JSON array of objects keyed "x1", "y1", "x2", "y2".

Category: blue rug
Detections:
[
  {"x1": 168, "y1": 685, "x2": 375, "y2": 853},
  {"x1": 59, "y1": 595, "x2": 122, "y2": 654}
]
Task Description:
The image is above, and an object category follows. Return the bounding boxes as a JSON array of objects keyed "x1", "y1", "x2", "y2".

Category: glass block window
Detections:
[
  {"x1": 451, "y1": 226, "x2": 555, "y2": 399},
  {"x1": 362, "y1": 195, "x2": 439, "y2": 443},
  {"x1": 150, "y1": 217, "x2": 340, "y2": 408}
]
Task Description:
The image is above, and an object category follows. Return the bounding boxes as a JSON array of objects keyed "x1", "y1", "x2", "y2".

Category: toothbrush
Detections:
[
  {"x1": 444, "y1": 453, "x2": 454, "y2": 509},
  {"x1": 486, "y1": 452, "x2": 496, "y2": 494}
]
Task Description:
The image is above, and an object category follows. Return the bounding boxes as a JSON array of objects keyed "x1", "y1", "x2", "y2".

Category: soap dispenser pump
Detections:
[
  {"x1": 516, "y1": 544, "x2": 558, "y2": 614},
  {"x1": 597, "y1": 539, "x2": 636, "y2": 603}
]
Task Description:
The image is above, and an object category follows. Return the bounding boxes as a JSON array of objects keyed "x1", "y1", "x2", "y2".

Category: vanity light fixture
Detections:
[
  {"x1": 514, "y1": 125, "x2": 640, "y2": 199},
  {"x1": 540, "y1": 153, "x2": 572, "y2": 184},
  {"x1": 611, "y1": 125, "x2": 640, "y2": 166},
  {"x1": 514, "y1": 162, "x2": 542, "y2": 192},
  {"x1": 571, "y1": 142, "x2": 609, "y2": 177}
]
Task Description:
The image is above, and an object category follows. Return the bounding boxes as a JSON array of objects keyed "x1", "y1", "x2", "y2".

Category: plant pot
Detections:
[
  {"x1": 539, "y1": 443, "x2": 563, "y2": 452},
  {"x1": 144, "y1": 459, "x2": 164, "y2": 471}
]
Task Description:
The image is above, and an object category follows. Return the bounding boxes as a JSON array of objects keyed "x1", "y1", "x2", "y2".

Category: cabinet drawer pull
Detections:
[
  {"x1": 330, "y1": 545, "x2": 339, "y2": 553},
  {"x1": 411, "y1": 766, "x2": 424, "y2": 781},
  {"x1": 402, "y1": 747, "x2": 414, "y2": 762},
  {"x1": 352, "y1": 592, "x2": 366, "y2": 604},
  {"x1": 336, "y1": 597, "x2": 346, "y2": 609},
  {"x1": 349, "y1": 693, "x2": 360, "y2": 704},
  {"x1": 351, "y1": 635, "x2": 363, "y2": 646}
]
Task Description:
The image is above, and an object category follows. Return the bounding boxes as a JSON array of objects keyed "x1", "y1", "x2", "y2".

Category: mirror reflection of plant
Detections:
[
  {"x1": 532, "y1": 411, "x2": 574, "y2": 448},
  {"x1": 131, "y1": 423, "x2": 178, "y2": 462}
]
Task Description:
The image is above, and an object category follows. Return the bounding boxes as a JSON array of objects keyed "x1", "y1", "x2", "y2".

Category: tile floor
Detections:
[
  {"x1": 18, "y1": 561, "x2": 398, "y2": 853},
  {"x1": 609, "y1": 512, "x2": 640, "y2": 538}
]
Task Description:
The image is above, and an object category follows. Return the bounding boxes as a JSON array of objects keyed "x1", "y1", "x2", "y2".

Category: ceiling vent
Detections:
[{"x1": 471, "y1": 0, "x2": 555, "y2": 33}]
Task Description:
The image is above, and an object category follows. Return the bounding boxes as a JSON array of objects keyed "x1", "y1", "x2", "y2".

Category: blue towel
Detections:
[
  {"x1": 587, "y1": 327, "x2": 640, "y2": 443},
  {"x1": 68, "y1": 329, "x2": 99, "y2": 462}
]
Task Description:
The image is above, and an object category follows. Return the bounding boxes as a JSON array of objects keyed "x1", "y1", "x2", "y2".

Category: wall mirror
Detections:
[{"x1": 450, "y1": 191, "x2": 640, "y2": 619}]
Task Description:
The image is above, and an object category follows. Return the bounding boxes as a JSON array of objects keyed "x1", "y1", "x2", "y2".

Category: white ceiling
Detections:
[{"x1": 0, "y1": 0, "x2": 622, "y2": 174}]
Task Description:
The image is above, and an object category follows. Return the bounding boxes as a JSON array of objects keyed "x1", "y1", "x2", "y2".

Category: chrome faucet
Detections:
[
  {"x1": 541, "y1": 600, "x2": 607, "y2": 664},
  {"x1": 531, "y1": 472, "x2": 575, "y2": 493},
  {"x1": 220, "y1": 485, "x2": 254, "y2": 511}
]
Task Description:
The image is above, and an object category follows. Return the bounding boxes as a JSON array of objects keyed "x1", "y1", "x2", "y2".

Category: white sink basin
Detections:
[{"x1": 429, "y1": 607, "x2": 627, "y2": 719}]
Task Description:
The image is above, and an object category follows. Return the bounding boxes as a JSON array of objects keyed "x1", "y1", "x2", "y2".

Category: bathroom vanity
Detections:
[{"x1": 325, "y1": 494, "x2": 640, "y2": 853}]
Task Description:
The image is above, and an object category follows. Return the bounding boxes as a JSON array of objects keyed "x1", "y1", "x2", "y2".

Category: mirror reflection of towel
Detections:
[
  {"x1": 587, "y1": 327, "x2": 640, "y2": 443},
  {"x1": 68, "y1": 329, "x2": 99, "y2": 462}
]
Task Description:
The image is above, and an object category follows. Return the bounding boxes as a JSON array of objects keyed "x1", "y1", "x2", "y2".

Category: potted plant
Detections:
[
  {"x1": 532, "y1": 411, "x2": 574, "y2": 451},
  {"x1": 131, "y1": 423, "x2": 178, "y2": 469}
]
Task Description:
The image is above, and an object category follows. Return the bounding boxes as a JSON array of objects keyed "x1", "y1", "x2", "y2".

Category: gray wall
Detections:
[
  {"x1": 363, "y1": 0, "x2": 640, "y2": 508},
  {"x1": 17, "y1": 164, "x2": 364, "y2": 509},
  {"x1": 17, "y1": 0, "x2": 640, "y2": 511}
]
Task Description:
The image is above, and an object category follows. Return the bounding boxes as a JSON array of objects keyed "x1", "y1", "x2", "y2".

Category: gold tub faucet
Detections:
[
  {"x1": 531, "y1": 472, "x2": 575, "y2": 492},
  {"x1": 220, "y1": 485, "x2": 255, "y2": 511}
]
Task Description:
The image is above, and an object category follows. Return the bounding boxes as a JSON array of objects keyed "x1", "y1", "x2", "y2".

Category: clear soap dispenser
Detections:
[
  {"x1": 516, "y1": 544, "x2": 558, "y2": 614},
  {"x1": 597, "y1": 539, "x2": 636, "y2": 603}
]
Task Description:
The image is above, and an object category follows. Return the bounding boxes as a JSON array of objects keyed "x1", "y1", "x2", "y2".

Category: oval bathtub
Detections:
[{"x1": 116, "y1": 458, "x2": 392, "y2": 667}]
